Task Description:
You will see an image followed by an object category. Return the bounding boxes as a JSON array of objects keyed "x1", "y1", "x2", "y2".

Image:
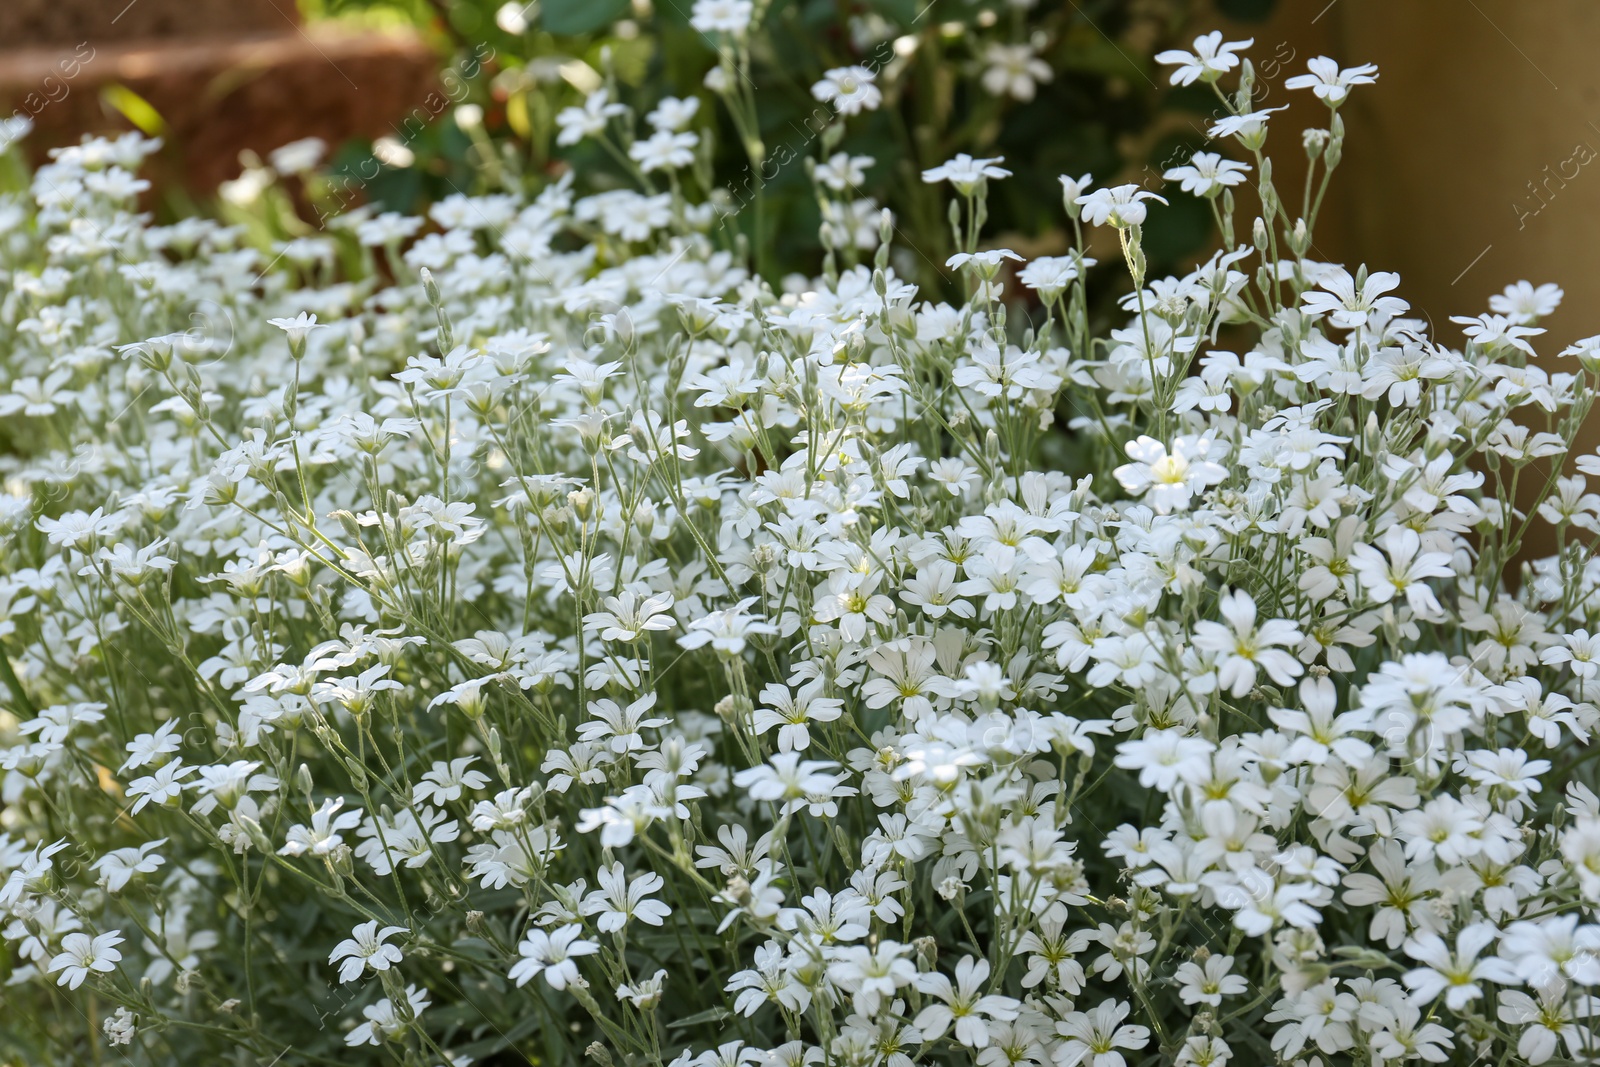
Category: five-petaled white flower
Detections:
[
  {"x1": 329, "y1": 920, "x2": 408, "y2": 983},
  {"x1": 1402, "y1": 923, "x2": 1518, "y2": 1011},
  {"x1": 509, "y1": 924, "x2": 599, "y2": 989},
  {"x1": 922, "y1": 154, "x2": 1012, "y2": 195},
  {"x1": 1302, "y1": 267, "x2": 1409, "y2": 330},
  {"x1": 1075, "y1": 184, "x2": 1168, "y2": 228},
  {"x1": 914, "y1": 956, "x2": 1021, "y2": 1048},
  {"x1": 1113, "y1": 434, "x2": 1228, "y2": 513},
  {"x1": 91, "y1": 840, "x2": 167, "y2": 893},
  {"x1": 581, "y1": 862, "x2": 673, "y2": 932},
  {"x1": 1285, "y1": 56, "x2": 1379, "y2": 105},
  {"x1": 1191, "y1": 590, "x2": 1305, "y2": 698},
  {"x1": 1155, "y1": 32, "x2": 1253, "y2": 86},
  {"x1": 49, "y1": 931, "x2": 124, "y2": 989},
  {"x1": 266, "y1": 312, "x2": 327, "y2": 346},
  {"x1": 812, "y1": 66, "x2": 881, "y2": 116}
]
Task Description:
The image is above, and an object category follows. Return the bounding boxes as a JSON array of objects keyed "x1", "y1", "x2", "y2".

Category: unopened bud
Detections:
[
  {"x1": 914, "y1": 936, "x2": 938, "y2": 972},
  {"x1": 236, "y1": 813, "x2": 273, "y2": 854}
]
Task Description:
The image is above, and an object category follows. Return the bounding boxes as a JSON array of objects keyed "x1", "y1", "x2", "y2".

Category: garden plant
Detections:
[{"x1": 2, "y1": 20, "x2": 1600, "y2": 1067}]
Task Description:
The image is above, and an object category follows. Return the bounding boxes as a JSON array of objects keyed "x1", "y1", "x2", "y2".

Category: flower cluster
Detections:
[
  {"x1": 308, "y1": 0, "x2": 1211, "y2": 290},
  {"x1": 2, "y1": 35, "x2": 1600, "y2": 1067}
]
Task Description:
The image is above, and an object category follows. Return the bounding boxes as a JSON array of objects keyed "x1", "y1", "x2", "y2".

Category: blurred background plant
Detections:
[{"x1": 281, "y1": 0, "x2": 1279, "y2": 291}]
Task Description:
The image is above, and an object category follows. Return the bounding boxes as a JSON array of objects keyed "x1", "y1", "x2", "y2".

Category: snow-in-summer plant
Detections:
[
  {"x1": 298, "y1": 0, "x2": 1207, "y2": 286},
  {"x1": 3, "y1": 35, "x2": 1600, "y2": 1067}
]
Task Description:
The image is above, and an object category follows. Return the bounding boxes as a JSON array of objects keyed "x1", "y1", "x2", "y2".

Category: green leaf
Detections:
[
  {"x1": 100, "y1": 84, "x2": 169, "y2": 137},
  {"x1": 542, "y1": 0, "x2": 630, "y2": 36},
  {"x1": 666, "y1": 1006, "x2": 734, "y2": 1030}
]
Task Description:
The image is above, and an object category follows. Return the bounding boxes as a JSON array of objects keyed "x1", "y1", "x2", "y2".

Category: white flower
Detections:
[
  {"x1": 1497, "y1": 916, "x2": 1600, "y2": 988},
  {"x1": 1154, "y1": 32, "x2": 1252, "y2": 86},
  {"x1": 92, "y1": 839, "x2": 166, "y2": 893},
  {"x1": 1191, "y1": 590, "x2": 1304, "y2": 697},
  {"x1": 0, "y1": 369, "x2": 75, "y2": 417},
  {"x1": 0, "y1": 114, "x2": 33, "y2": 151},
  {"x1": 826, "y1": 941, "x2": 916, "y2": 1016},
  {"x1": 19, "y1": 702, "x2": 105, "y2": 744},
  {"x1": 125, "y1": 760, "x2": 197, "y2": 814},
  {"x1": 413, "y1": 757, "x2": 491, "y2": 806},
  {"x1": 646, "y1": 96, "x2": 700, "y2": 131},
  {"x1": 945, "y1": 249, "x2": 1024, "y2": 277},
  {"x1": 1451, "y1": 312, "x2": 1544, "y2": 357},
  {"x1": 1206, "y1": 105, "x2": 1287, "y2": 149},
  {"x1": 581, "y1": 862, "x2": 672, "y2": 932},
  {"x1": 690, "y1": 0, "x2": 753, "y2": 34},
  {"x1": 346, "y1": 985, "x2": 430, "y2": 1046},
  {"x1": 1302, "y1": 267, "x2": 1408, "y2": 329},
  {"x1": 1173, "y1": 1036, "x2": 1232, "y2": 1067},
  {"x1": 1402, "y1": 922, "x2": 1517, "y2": 1011},
  {"x1": 1173, "y1": 954, "x2": 1246, "y2": 1006},
  {"x1": 1075, "y1": 184, "x2": 1167, "y2": 227},
  {"x1": 93, "y1": 540, "x2": 175, "y2": 586},
  {"x1": 1059, "y1": 172, "x2": 1093, "y2": 208},
  {"x1": 329, "y1": 920, "x2": 408, "y2": 983},
  {"x1": 981, "y1": 44, "x2": 1052, "y2": 101},
  {"x1": 49, "y1": 930, "x2": 124, "y2": 989},
  {"x1": 1490, "y1": 280, "x2": 1563, "y2": 324},
  {"x1": 496, "y1": 1, "x2": 533, "y2": 33},
  {"x1": 734, "y1": 753, "x2": 847, "y2": 815},
  {"x1": 1542, "y1": 628, "x2": 1600, "y2": 679},
  {"x1": 1348, "y1": 526, "x2": 1454, "y2": 618},
  {"x1": 1163, "y1": 152, "x2": 1250, "y2": 198},
  {"x1": 679, "y1": 597, "x2": 777, "y2": 655},
  {"x1": 190, "y1": 760, "x2": 279, "y2": 817},
  {"x1": 1369, "y1": 1000, "x2": 1453, "y2": 1064},
  {"x1": 556, "y1": 89, "x2": 627, "y2": 147},
  {"x1": 815, "y1": 152, "x2": 874, "y2": 191},
  {"x1": 584, "y1": 590, "x2": 677, "y2": 642},
  {"x1": 1018, "y1": 255, "x2": 1094, "y2": 300},
  {"x1": 812, "y1": 66, "x2": 881, "y2": 116},
  {"x1": 953, "y1": 343, "x2": 1060, "y2": 398},
  {"x1": 578, "y1": 692, "x2": 671, "y2": 754},
  {"x1": 266, "y1": 311, "x2": 327, "y2": 345},
  {"x1": 103, "y1": 1007, "x2": 137, "y2": 1046},
  {"x1": 1497, "y1": 986, "x2": 1596, "y2": 1065},
  {"x1": 509, "y1": 924, "x2": 598, "y2": 989},
  {"x1": 1341, "y1": 843, "x2": 1441, "y2": 949},
  {"x1": 1113, "y1": 434, "x2": 1227, "y2": 513},
  {"x1": 630, "y1": 129, "x2": 699, "y2": 173},
  {"x1": 269, "y1": 137, "x2": 325, "y2": 175},
  {"x1": 1054, "y1": 998, "x2": 1150, "y2": 1067},
  {"x1": 1285, "y1": 56, "x2": 1379, "y2": 105},
  {"x1": 914, "y1": 956, "x2": 1020, "y2": 1048},
  {"x1": 37, "y1": 507, "x2": 120, "y2": 550},
  {"x1": 618, "y1": 968, "x2": 668, "y2": 1009},
  {"x1": 922, "y1": 154, "x2": 1012, "y2": 195},
  {"x1": 752, "y1": 680, "x2": 843, "y2": 751},
  {"x1": 280, "y1": 797, "x2": 363, "y2": 857},
  {"x1": 1114, "y1": 729, "x2": 1214, "y2": 792}
]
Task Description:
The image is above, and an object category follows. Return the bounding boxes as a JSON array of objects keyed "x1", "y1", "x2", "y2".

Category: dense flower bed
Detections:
[{"x1": 3, "y1": 32, "x2": 1600, "y2": 1067}]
